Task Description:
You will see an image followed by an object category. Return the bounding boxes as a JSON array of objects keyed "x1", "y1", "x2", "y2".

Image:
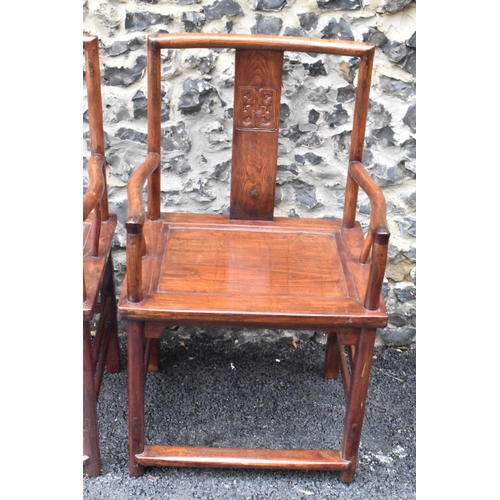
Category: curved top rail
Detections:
[{"x1": 149, "y1": 33, "x2": 374, "y2": 58}]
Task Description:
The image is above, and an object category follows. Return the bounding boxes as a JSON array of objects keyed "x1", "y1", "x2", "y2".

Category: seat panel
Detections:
[{"x1": 118, "y1": 213, "x2": 387, "y2": 328}]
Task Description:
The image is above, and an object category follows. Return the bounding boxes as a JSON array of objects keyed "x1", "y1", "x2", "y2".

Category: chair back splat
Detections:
[{"x1": 118, "y1": 33, "x2": 390, "y2": 483}]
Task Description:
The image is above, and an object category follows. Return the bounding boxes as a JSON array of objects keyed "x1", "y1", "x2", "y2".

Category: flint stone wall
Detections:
[{"x1": 83, "y1": 0, "x2": 416, "y2": 346}]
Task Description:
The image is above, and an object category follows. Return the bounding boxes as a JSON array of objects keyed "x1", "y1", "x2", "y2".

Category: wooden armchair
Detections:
[
  {"x1": 118, "y1": 33, "x2": 389, "y2": 482},
  {"x1": 83, "y1": 34, "x2": 120, "y2": 477}
]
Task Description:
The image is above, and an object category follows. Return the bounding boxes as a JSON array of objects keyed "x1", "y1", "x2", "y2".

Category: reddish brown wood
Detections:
[
  {"x1": 324, "y1": 332, "x2": 340, "y2": 380},
  {"x1": 230, "y1": 49, "x2": 283, "y2": 220},
  {"x1": 127, "y1": 320, "x2": 146, "y2": 477},
  {"x1": 340, "y1": 328, "x2": 376, "y2": 482},
  {"x1": 83, "y1": 34, "x2": 120, "y2": 477},
  {"x1": 136, "y1": 445, "x2": 350, "y2": 470},
  {"x1": 118, "y1": 33, "x2": 389, "y2": 482}
]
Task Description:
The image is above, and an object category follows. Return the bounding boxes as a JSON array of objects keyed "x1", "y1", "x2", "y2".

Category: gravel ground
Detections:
[{"x1": 83, "y1": 333, "x2": 416, "y2": 499}]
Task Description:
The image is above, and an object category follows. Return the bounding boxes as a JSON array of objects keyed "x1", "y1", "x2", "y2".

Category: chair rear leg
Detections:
[
  {"x1": 339, "y1": 328, "x2": 376, "y2": 483},
  {"x1": 127, "y1": 320, "x2": 146, "y2": 476},
  {"x1": 324, "y1": 331, "x2": 341, "y2": 379},
  {"x1": 83, "y1": 321, "x2": 101, "y2": 477},
  {"x1": 148, "y1": 338, "x2": 160, "y2": 372},
  {"x1": 103, "y1": 255, "x2": 120, "y2": 373}
]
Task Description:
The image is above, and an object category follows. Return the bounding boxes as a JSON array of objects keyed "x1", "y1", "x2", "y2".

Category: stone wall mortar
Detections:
[{"x1": 83, "y1": 0, "x2": 416, "y2": 346}]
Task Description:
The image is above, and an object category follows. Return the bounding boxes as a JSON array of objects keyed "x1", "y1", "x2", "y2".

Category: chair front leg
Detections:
[
  {"x1": 339, "y1": 327, "x2": 376, "y2": 483},
  {"x1": 127, "y1": 320, "x2": 146, "y2": 476},
  {"x1": 83, "y1": 321, "x2": 101, "y2": 477}
]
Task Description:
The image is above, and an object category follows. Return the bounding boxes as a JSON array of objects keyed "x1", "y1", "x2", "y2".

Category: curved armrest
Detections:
[
  {"x1": 348, "y1": 161, "x2": 390, "y2": 311},
  {"x1": 126, "y1": 153, "x2": 160, "y2": 233},
  {"x1": 125, "y1": 153, "x2": 160, "y2": 303},
  {"x1": 83, "y1": 154, "x2": 105, "y2": 221}
]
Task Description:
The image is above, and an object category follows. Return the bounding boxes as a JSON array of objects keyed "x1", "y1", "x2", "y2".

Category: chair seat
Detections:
[
  {"x1": 118, "y1": 213, "x2": 387, "y2": 330},
  {"x1": 83, "y1": 215, "x2": 117, "y2": 320}
]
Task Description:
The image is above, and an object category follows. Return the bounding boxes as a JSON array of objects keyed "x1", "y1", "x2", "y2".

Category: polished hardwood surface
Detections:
[
  {"x1": 83, "y1": 34, "x2": 120, "y2": 477},
  {"x1": 118, "y1": 33, "x2": 389, "y2": 482}
]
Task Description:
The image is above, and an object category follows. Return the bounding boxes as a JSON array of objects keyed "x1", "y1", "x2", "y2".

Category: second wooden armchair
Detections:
[{"x1": 118, "y1": 33, "x2": 389, "y2": 483}]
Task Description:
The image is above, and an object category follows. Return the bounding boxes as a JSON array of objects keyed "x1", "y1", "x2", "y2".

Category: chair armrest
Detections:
[
  {"x1": 125, "y1": 153, "x2": 160, "y2": 303},
  {"x1": 83, "y1": 154, "x2": 105, "y2": 221},
  {"x1": 125, "y1": 153, "x2": 160, "y2": 233},
  {"x1": 347, "y1": 161, "x2": 390, "y2": 310}
]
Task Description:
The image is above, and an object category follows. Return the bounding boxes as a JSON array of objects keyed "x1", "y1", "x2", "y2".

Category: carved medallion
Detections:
[{"x1": 236, "y1": 86, "x2": 278, "y2": 132}]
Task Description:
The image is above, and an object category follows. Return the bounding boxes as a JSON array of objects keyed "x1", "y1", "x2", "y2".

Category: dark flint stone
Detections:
[
  {"x1": 403, "y1": 48, "x2": 416, "y2": 77},
  {"x1": 282, "y1": 125, "x2": 324, "y2": 147},
  {"x1": 378, "y1": 75, "x2": 416, "y2": 101},
  {"x1": 395, "y1": 283, "x2": 416, "y2": 302},
  {"x1": 170, "y1": 155, "x2": 191, "y2": 174},
  {"x1": 317, "y1": 0, "x2": 361, "y2": 10},
  {"x1": 181, "y1": 11, "x2": 206, "y2": 32},
  {"x1": 249, "y1": 0, "x2": 287, "y2": 11},
  {"x1": 321, "y1": 18, "x2": 354, "y2": 41},
  {"x1": 363, "y1": 28, "x2": 388, "y2": 47},
  {"x1": 407, "y1": 31, "x2": 416, "y2": 48},
  {"x1": 138, "y1": 0, "x2": 159, "y2": 3},
  {"x1": 396, "y1": 217, "x2": 416, "y2": 237},
  {"x1": 369, "y1": 101, "x2": 392, "y2": 129},
  {"x1": 105, "y1": 37, "x2": 144, "y2": 57},
  {"x1": 367, "y1": 126, "x2": 396, "y2": 147},
  {"x1": 212, "y1": 159, "x2": 231, "y2": 181},
  {"x1": 278, "y1": 163, "x2": 300, "y2": 175},
  {"x1": 115, "y1": 127, "x2": 147, "y2": 144},
  {"x1": 403, "y1": 104, "x2": 416, "y2": 133},
  {"x1": 161, "y1": 122, "x2": 191, "y2": 152},
  {"x1": 176, "y1": 0, "x2": 201, "y2": 4},
  {"x1": 382, "y1": 40, "x2": 407, "y2": 63},
  {"x1": 103, "y1": 55, "x2": 146, "y2": 87},
  {"x1": 251, "y1": 15, "x2": 283, "y2": 35},
  {"x1": 178, "y1": 78, "x2": 224, "y2": 114},
  {"x1": 295, "y1": 153, "x2": 323, "y2": 165},
  {"x1": 337, "y1": 85, "x2": 355, "y2": 103},
  {"x1": 125, "y1": 11, "x2": 173, "y2": 31},
  {"x1": 376, "y1": 0, "x2": 413, "y2": 14},
  {"x1": 331, "y1": 130, "x2": 351, "y2": 159},
  {"x1": 325, "y1": 104, "x2": 349, "y2": 128},
  {"x1": 303, "y1": 152, "x2": 324, "y2": 165},
  {"x1": 132, "y1": 90, "x2": 170, "y2": 122},
  {"x1": 280, "y1": 103, "x2": 290, "y2": 123},
  {"x1": 339, "y1": 58, "x2": 358, "y2": 84},
  {"x1": 203, "y1": 0, "x2": 244, "y2": 21},
  {"x1": 308, "y1": 109, "x2": 320, "y2": 124},
  {"x1": 298, "y1": 12, "x2": 319, "y2": 30},
  {"x1": 284, "y1": 27, "x2": 305, "y2": 37},
  {"x1": 292, "y1": 180, "x2": 318, "y2": 208},
  {"x1": 303, "y1": 60, "x2": 327, "y2": 77},
  {"x1": 402, "y1": 137, "x2": 416, "y2": 160}
]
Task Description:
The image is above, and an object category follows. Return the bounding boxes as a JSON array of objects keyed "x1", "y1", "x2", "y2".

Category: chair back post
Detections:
[
  {"x1": 84, "y1": 34, "x2": 109, "y2": 222},
  {"x1": 342, "y1": 48, "x2": 375, "y2": 229},
  {"x1": 146, "y1": 38, "x2": 162, "y2": 221}
]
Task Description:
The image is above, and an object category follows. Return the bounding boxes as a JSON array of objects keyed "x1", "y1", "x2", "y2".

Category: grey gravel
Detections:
[{"x1": 84, "y1": 333, "x2": 416, "y2": 499}]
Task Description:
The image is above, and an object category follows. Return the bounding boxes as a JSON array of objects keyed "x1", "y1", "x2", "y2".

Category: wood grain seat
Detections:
[
  {"x1": 118, "y1": 213, "x2": 387, "y2": 329},
  {"x1": 118, "y1": 33, "x2": 390, "y2": 482}
]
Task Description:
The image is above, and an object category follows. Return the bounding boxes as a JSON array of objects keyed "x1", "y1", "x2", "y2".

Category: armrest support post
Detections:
[{"x1": 125, "y1": 153, "x2": 160, "y2": 303}]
